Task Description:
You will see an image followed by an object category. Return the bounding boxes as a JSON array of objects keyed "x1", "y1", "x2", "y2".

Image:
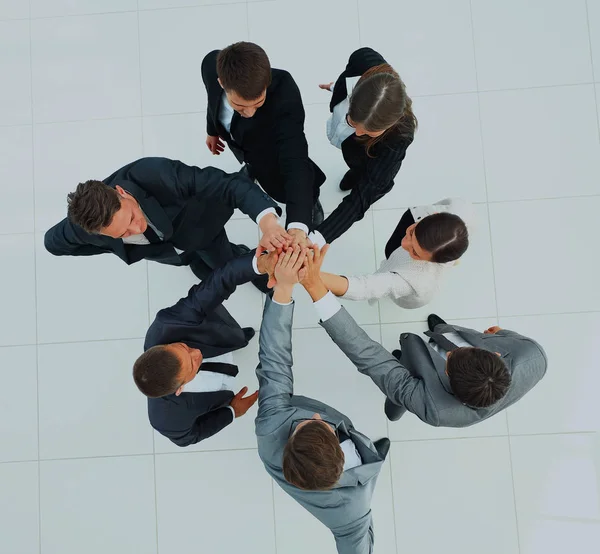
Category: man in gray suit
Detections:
[
  {"x1": 255, "y1": 245, "x2": 389, "y2": 554},
  {"x1": 301, "y1": 247, "x2": 547, "y2": 428}
]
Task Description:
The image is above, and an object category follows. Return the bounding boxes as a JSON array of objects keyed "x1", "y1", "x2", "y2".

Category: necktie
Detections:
[
  {"x1": 143, "y1": 223, "x2": 161, "y2": 244},
  {"x1": 198, "y1": 362, "x2": 239, "y2": 377},
  {"x1": 424, "y1": 331, "x2": 460, "y2": 352}
]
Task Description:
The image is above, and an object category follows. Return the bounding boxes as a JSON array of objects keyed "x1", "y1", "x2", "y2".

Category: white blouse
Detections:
[
  {"x1": 326, "y1": 76, "x2": 360, "y2": 149},
  {"x1": 343, "y1": 198, "x2": 476, "y2": 309}
]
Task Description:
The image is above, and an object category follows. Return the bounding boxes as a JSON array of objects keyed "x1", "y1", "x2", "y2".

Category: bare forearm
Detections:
[{"x1": 320, "y1": 272, "x2": 349, "y2": 297}]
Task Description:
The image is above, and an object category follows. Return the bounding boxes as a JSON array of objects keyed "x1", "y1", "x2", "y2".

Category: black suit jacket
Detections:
[
  {"x1": 316, "y1": 47, "x2": 415, "y2": 243},
  {"x1": 44, "y1": 157, "x2": 280, "y2": 265},
  {"x1": 146, "y1": 253, "x2": 259, "y2": 447},
  {"x1": 201, "y1": 50, "x2": 325, "y2": 228}
]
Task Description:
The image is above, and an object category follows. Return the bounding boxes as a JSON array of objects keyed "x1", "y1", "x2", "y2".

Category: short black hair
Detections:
[
  {"x1": 447, "y1": 347, "x2": 511, "y2": 408},
  {"x1": 217, "y1": 42, "x2": 271, "y2": 100},
  {"x1": 133, "y1": 345, "x2": 182, "y2": 398},
  {"x1": 415, "y1": 212, "x2": 469, "y2": 263}
]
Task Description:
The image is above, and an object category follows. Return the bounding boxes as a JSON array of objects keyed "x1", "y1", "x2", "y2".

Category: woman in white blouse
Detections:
[{"x1": 320, "y1": 198, "x2": 475, "y2": 309}]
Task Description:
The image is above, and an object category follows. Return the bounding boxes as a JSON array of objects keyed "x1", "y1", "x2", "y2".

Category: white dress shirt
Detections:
[
  {"x1": 326, "y1": 76, "x2": 360, "y2": 149},
  {"x1": 341, "y1": 439, "x2": 363, "y2": 471},
  {"x1": 427, "y1": 332, "x2": 472, "y2": 359}
]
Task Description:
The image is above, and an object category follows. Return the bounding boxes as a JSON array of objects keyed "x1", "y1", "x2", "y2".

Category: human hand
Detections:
[
  {"x1": 274, "y1": 245, "x2": 308, "y2": 289},
  {"x1": 206, "y1": 135, "x2": 225, "y2": 155},
  {"x1": 258, "y1": 213, "x2": 292, "y2": 256},
  {"x1": 319, "y1": 82, "x2": 334, "y2": 91},
  {"x1": 288, "y1": 228, "x2": 312, "y2": 248},
  {"x1": 300, "y1": 244, "x2": 330, "y2": 291},
  {"x1": 256, "y1": 250, "x2": 279, "y2": 289},
  {"x1": 229, "y1": 386, "x2": 259, "y2": 418},
  {"x1": 484, "y1": 326, "x2": 502, "y2": 334}
]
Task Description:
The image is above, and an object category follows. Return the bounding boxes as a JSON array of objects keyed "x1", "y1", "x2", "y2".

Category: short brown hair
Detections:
[
  {"x1": 216, "y1": 42, "x2": 271, "y2": 100},
  {"x1": 447, "y1": 347, "x2": 511, "y2": 408},
  {"x1": 67, "y1": 180, "x2": 121, "y2": 234},
  {"x1": 282, "y1": 421, "x2": 344, "y2": 490},
  {"x1": 133, "y1": 345, "x2": 182, "y2": 398}
]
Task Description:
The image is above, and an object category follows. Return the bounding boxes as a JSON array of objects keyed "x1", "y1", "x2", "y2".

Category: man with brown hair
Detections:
[
  {"x1": 255, "y1": 246, "x2": 389, "y2": 554},
  {"x1": 133, "y1": 250, "x2": 277, "y2": 447},
  {"x1": 202, "y1": 42, "x2": 326, "y2": 247},
  {"x1": 44, "y1": 157, "x2": 291, "y2": 291}
]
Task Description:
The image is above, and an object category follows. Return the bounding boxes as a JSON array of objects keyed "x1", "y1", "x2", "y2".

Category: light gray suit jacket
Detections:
[
  {"x1": 255, "y1": 297, "x2": 385, "y2": 554},
  {"x1": 321, "y1": 308, "x2": 547, "y2": 428}
]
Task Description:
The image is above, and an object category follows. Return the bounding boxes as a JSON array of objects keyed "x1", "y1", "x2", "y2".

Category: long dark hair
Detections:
[
  {"x1": 415, "y1": 212, "x2": 469, "y2": 263},
  {"x1": 348, "y1": 63, "x2": 417, "y2": 156}
]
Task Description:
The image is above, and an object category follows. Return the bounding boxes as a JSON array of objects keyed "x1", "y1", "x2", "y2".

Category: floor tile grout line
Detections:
[
  {"x1": 28, "y1": 1, "x2": 43, "y2": 549},
  {"x1": 585, "y1": 0, "x2": 600, "y2": 147},
  {"x1": 2, "y1": 431, "x2": 597, "y2": 465},
  {"x1": 505, "y1": 434, "x2": 522, "y2": 549},
  {"x1": 387, "y1": 448, "x2": 400, "y2": 554},
  {"x1": 469, "y1": 0, "x2": 518, "y2": 542},
  {"x1": 467, "y1": 0, "x2": 501, "y2": 325},
  {"x1": 269, "y1": 479, "x2": 279, "y2": 554}
]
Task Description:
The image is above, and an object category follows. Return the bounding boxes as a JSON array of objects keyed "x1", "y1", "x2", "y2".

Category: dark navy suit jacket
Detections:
[{"x1": 145, "y1": 253, "x2": 258, "y2": 447}]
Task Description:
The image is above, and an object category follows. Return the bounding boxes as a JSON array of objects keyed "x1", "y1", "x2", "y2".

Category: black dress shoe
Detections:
[
  {"x1": 312, "y1": 199, "x2": 324, "y2": 227},
  {"x1": 243, "y1": 327, "x2": 256, "y2": 342},
  {"x1": 427, "y1": 313, "x2": 447, "y2": 332},
  {"x1": 373, "y1": 438, "x2": 390, "y2": 460},
  {"x1": 392, "y1": 349, "x2": 402, "y2": 360},
  {"x1": 339, "y1": 169, "x2": 361, "y2": 191},
  {"x1": 384, "y1": 399, "x2": 407, "y2": 422}
]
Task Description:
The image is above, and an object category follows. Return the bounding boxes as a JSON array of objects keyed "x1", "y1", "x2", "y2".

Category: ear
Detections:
[
  {"x1": 175, "y1": 385, "x2": 184, "y2": 396},
  {"x1": 115, "y1": 185, "x2": 126, "y2": 198},
  {"x1": 495, "y1": 352, "x2": 501, "y2": 357},
  {"x1": 217, "y1": 77, "x2": 224, "y2": 89}
]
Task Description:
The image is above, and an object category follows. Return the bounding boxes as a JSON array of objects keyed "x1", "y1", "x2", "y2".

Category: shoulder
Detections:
[
  {"x1": 201, "y1": 50, "x2": 219, "y2": 73},
  {"x1": 269, "y1": 68, "x2": 301, "y2": 98},
  {"x1": 347, "y1": 47, "x2": 387, "y2": 74}
]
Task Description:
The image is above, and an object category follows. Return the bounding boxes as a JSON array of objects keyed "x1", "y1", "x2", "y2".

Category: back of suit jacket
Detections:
[
  {"x1": 320, "y1": 307, "x2": 547, "y2": 428},
  {"x1": 145, "y1": 254, "x2": 258, "y2": 446},
  {"x1": 44, "y1": 157, "x2": 278, "y2": 264},
  {"x1": 255, "y1": 297, "x2": 384, "y2": 554}
]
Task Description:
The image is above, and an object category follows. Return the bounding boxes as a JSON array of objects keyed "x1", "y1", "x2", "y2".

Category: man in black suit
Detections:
[
  {"x1": 44, "y1": 157, "x2": 290, "y2": 289},
  {"x1": 133, "y1": 250, "x2": 277, "y2": 447},
  {"x1": 202, "y1": 42, "x2": 326, "y2": 248}
]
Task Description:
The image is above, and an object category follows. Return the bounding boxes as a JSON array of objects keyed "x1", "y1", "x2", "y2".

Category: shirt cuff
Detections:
[
  {"x1": 287, "y1": 222, "x2": 309, "y2": 234},
  {"x1": 252, "y1": 256, "x2": 262, "y2": 275},
  {"x1": 314, "y1": 291, "x2": 342, "y2": 322},
  {"x1": 308, "y1": 230, "x2": 326, "y2": 248},
  {"x1": 255, "y1": 207, "x2": 278, "y2": 226},
  {"x1": 272, "y1": 297, "x2": 294, "y2": 306},
  {"x1": 227, "y1": 405, "x2": 236, "y2": 419}
]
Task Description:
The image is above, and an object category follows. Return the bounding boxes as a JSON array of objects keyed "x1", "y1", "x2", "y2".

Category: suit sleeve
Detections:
[
  {"x1": 332, "y1": 511, "x2": 374, "y2": 554},
  {"x1": 255, "y1": 296, "x2": 294, "y2": 421},
  {"x1": 320, "y1": 307, "x2": 440, "y2": 425},
  {"x1": 315, "y1": 143, "x2": 407, "y2": 243},
  {"x1": 201, "y1": 50, "x2": 220, "y2": 136},
  {"x1": 170, "y1": 407, "x2": 234, "y2": 447},
  {"x1": 44, "y1": 218, "x2": 112, "y2": 257},
  {"x1": 168, "y1": 253, "x2": 258, "y2": 320},
  {"x1": 273, "y1": 81, "x2": 315, "y2": 227},
  {"x1": 171, "y1": 159, "x2": 281, "y2": 222}
]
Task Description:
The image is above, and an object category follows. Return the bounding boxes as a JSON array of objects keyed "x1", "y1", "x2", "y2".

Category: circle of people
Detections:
[{"x1": 45, "y1": 43, "x2": 547, "y2": 554}]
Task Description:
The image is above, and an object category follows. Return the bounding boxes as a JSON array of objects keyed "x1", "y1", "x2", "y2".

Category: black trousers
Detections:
[{"x1": 384, "y1": 209, "x2": 415, "y2": 259}]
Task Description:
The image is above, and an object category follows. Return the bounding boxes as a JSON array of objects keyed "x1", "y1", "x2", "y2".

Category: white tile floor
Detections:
[{"x1": 0, "y1": 0, "x2": 599, "y2": 553}]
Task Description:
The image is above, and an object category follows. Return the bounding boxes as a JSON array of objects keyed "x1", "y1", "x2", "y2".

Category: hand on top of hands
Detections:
[
  {"x1": 274, "y1": 245, "x2": 309, "y2": 288},
  {"x1": 257, "y1": 213, "x2": 293, "y2": 256}
]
